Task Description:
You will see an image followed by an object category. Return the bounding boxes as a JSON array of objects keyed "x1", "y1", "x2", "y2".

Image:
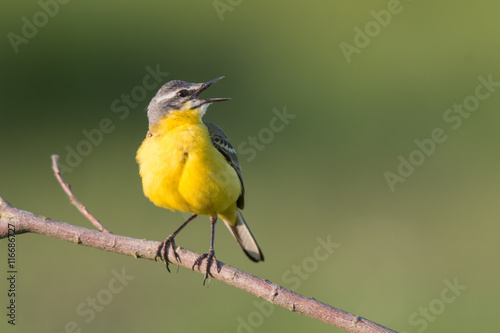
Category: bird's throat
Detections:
[{"x1": 150, "y1": 108, "x2": 204, "y2": 135}]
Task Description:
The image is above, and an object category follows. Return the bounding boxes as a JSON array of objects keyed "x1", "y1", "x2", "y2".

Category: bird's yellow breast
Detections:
[{"x1": 136, "y1": 109, "x2": 241, "y2": 216}]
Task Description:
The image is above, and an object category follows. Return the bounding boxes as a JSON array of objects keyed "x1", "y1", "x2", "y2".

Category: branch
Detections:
[
  {"x1": 0, "y1": 196, "x2": 397, "y2": 333},
  {"x1": 51, "y1": 155, "x2": 112, "y2": 233}
]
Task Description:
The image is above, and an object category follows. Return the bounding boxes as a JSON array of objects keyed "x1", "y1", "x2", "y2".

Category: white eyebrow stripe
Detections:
[{"x1": 156, "y1": 91, "x2": 176, "y2": 103}]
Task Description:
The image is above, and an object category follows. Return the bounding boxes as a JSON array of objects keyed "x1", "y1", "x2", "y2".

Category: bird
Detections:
[{"x1": 136, "y1": 76, "x2": 264, "y2": 284}]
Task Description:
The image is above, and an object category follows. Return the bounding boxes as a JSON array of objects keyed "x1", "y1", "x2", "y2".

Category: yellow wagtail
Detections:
[{"x1": 136, "y1": 76, "x2": 264, "y2": 283}]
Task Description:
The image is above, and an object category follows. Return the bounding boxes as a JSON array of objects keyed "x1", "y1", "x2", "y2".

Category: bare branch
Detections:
[
  {"x1": 51, "y1": 154, "x2": 112, "y2": 233},
  {"x1": 0, "y1": 195, "x2": 398, "y2": 333}
]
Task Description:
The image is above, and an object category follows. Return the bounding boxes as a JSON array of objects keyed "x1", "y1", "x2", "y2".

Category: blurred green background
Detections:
[{"x1": 1, "y1": 1, "x2": 499, "y2": 332}]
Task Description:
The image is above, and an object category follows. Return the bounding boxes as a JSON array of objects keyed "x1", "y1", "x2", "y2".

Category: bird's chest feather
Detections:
[{"x1": 137, "y1": 121, "x2": 240, "y2": 214}]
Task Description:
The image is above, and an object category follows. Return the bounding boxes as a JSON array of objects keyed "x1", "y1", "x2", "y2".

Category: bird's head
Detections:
[{"x1": 147, "y1": 76, "x2": 230, "y2": 126}]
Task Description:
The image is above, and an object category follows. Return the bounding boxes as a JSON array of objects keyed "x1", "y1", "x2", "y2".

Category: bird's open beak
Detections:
[{"x1": 191, "y1": 76, "x2": 231, "y2": 109}]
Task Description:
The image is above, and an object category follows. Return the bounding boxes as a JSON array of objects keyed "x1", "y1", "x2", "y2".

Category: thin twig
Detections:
[
  {"x1": 51, "y1": 154, "x2": 112, "y2": 233},
  {"x1": 0, "y1": 196, "x2": 398, "y2": 333}
]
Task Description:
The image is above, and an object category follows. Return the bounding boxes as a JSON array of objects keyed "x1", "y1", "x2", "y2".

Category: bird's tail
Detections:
[{"x1": 220, "y1": 210, "x2": 264, "y2": 262}]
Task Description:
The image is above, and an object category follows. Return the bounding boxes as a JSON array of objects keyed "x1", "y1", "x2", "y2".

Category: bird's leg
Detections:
[
  {"x1": 157, "y1": 213, "x2": 198, "y2": 272},
  {"x1": 193, "y1": 216, "x2": 220, "y2": 285}
]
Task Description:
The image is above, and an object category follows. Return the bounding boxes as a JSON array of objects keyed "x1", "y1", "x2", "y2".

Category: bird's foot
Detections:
[
  {"x1": 192, "y1": 249, "x2": 220, "y2": 285},
  {"x1": 156, "y1": 235, "x2": 181, "y2": 272}
]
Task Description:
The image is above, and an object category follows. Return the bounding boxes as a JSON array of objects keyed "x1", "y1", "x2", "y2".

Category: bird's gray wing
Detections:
[{"x1": 203, "y1": 120, "x2": 245, "y2": 209}]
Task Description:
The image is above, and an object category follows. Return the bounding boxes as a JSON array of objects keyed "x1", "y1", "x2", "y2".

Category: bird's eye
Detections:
[{"x1": 177, "y1": 89, "x2": 189, "y2": 97}]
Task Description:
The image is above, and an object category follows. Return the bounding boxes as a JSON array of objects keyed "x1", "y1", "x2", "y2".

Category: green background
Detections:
[{"x1": 1, "y1": 1, "x2": 499, "y2": 332}]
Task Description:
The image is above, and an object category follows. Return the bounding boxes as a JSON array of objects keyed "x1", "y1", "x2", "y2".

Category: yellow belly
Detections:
[{"x1": 136, "y1": 117, "x2": 241, "y2": 216}]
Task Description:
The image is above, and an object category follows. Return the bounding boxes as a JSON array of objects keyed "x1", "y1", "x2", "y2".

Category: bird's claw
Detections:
[
  {"x1": 156, "y1": 235, "x2": 180, "y2": 272},
  {"x1": 192, "y1": 249, "x2": 219, "y2": 285}
]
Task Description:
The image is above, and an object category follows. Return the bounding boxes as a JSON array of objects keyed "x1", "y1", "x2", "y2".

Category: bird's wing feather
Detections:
[{"x1": 203, "y1": 121, "x2": 245, "y2": 209}]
